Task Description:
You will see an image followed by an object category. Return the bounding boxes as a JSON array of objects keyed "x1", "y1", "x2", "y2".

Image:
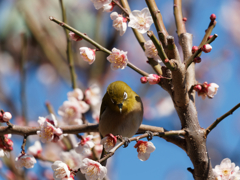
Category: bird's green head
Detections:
[{"x1": 106, "y1": 81, "x2": 136, "y2": 113}]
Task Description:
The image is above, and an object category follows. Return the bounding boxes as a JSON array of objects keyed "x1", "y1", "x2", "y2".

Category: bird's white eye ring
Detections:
[
  {"x1": 110, "y1": 98, "x2": 114, "y2": 104},
  {"x1": 123, "y1": 92, "x2": 128, "y2": 100}
]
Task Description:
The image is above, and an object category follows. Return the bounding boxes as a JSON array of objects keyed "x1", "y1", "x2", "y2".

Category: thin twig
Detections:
[
  {"x1": 20, "y1": 33, "x2": 28, "y2": 125},
  {"x1": 45, "y1": 101, "x2": 56, "y2": 115},
  {"x1": 205, "y1": 103, "x2": 240, "y2": 136},
  {"x1": 147, "y1": 31, "x2": 176, "y2": 70},
  {"x1": 112, "y1": 0, "x2": 129, "y2": 16},
  {"x1": 173, "y1": 0, "x2": 186, "y2": 36},
  {"x1": 59, "y1": 0, "x2": 77, "y2": 89},
  {"x1": 20, "y1": 135, "x2": 28, "y2": 154},
  {"x1": 185, "y1": 34, "x2": 218, "y2": 69},
  {"x1": 99, "y1": 130, "x2": 185, "y2": 163},
  {"x1": 49, "y1": 16, "x2": 149, "y2": 77},
  {"x1": 145, "y1": 0, "x2": 168, "y2": 46}
]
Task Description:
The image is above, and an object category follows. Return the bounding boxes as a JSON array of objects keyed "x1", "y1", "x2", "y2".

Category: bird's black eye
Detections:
[{"x1": 123, "y1": 92, "x2": 128, "y2": 100}]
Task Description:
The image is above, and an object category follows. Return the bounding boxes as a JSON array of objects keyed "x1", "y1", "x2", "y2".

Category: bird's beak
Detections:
[{"x1": 117, "y1": 103, "x2": 123, "y2": 114}]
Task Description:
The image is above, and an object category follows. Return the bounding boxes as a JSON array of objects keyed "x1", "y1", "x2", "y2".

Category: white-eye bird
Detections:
[{"x1": 99, "y1": 81, "x2": 143, "y2": 139}]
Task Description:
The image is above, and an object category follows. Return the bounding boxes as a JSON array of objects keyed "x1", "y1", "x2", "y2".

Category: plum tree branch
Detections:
[
  {"x1": 205, "y1": 103, "x2": 240, "y2": 136},
  {"x1": 49, "y1": 16, "x2": 149, "y2": 77}
]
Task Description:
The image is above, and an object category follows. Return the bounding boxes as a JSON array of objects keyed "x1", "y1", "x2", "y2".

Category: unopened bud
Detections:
[
  {"x1": 140, "y1": 77, "x2": 148, "y2": 84},
  {"x1": 207, "y1": 35, "x2": 213, "y2": 41},
  {"x1": 193, "y1": 85, "x2": 202, "y2": 91},
  {"x1": 2, "y1": 112, "x2": 12, "y2": 122},
  {"x1": 194, "y1": 57, "x2": 201, "y2": 63},
  {"x1": 164, "y1": 59, "x2": 169, "y2": 63},
  {"x1": 183, "y1": 17, "x2": 187, "y2": 22},
  {"x1": 201, "y1": 44, "x2": 212, "y2": 53},
  {"x1": 192, "y1": 46, "x2": 198, "y2": 54},
  {"x1": 210, "y1": 14, "x2": 216, "y2": 21}
]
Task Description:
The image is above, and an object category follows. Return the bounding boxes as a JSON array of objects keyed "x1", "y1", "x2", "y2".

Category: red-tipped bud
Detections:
[
  {"x1": 193, "y1": 85, "x2": 202, "y2": 92},
  {"x1": 210, "y1": 14, "x2": 216, "y2": 21},
  {"x1": 201, "y1": 44, "x2": 212, "y2": 53},
  {"x1": 2, "y1": 112, "x2": 12, "y2": 122},
  {"x1": 194, "y1": 57, "x2": 201, "y2": 63},
  {"x1": 164, "y1": 59, "x2": 169, "y2": 63},
  {"x1": 140, "y1": 77, "x2": 148, "y2": 84},
  {"x1": 183, "y1": 17, "x2": 187, "y2": 22},
  {"x1": 207, "y1": 35, "x2": 213, "y2": 41},
  {"x1": 192, "y1": 46, "x2": 198, "y2": 54}
]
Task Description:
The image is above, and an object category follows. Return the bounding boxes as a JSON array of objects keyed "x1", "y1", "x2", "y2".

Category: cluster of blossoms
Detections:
[
  {"x1": 58, "y1": 88, "x2": 90, "y2": 125},
  {"x1": 213, "y1": 158, "x2": 240, "y2": 180},
  {"x1": 0, "y1": 134, "x2": 13, "y2": 157},
  {"x1": 37, "y1": 114, "x2": 63, "y2": 143},
  {"x1": 140, "y1": 74, "x2": 161, "y2": 85},
  {"x1": 193, "y1": 82, "x2": 219, "y2": 99}
]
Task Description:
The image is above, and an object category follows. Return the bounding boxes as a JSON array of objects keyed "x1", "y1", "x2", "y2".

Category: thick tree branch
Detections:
[
  {"x1": 205, "y1": 103, "x2": 240, "y2": 136},
  {"x1": 145, "y1": 0, "x2": 168, "y2": 46}
]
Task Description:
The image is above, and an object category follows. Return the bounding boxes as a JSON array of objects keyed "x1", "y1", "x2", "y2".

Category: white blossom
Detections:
[
  {"x1": 15, "y1": 154, "x2": 37, "y2": 169},
  {"x1": 128, "y1": 7, "x2": 153, "y2": 34},
  {"x1": 100, "y1": 134, "x2": 117, "y2": 152},
  {"x1": 90, "y1": 0, "x2": 112, "y2": 10},
  {"x1": 80, "y1": 158, "x2": 107, "y2": 180},
  {"x1": 75, "y1": 135, "x2": 95, "y2": 157},
  {"x1": 144, "y1": 40, "x2": 161, "y2": 62},
  {"x1": 51, "y1": 161, "x2": 73, "y2": 180},
  {"x1": 27, "y1": 141, "x2": 42, "y2": 157},
  {"x1": 107, "y1": 48, "x2": 128, "y2": 70},
  {"x1": 110, "y1": 12, "x2": 127, "y2": 36},
  {"x1": 207, "y1": 83, "x2": 219, "y2": 98},
  {"x1": 134, "y1": 141, "x2": 156, "y2": 161},
  {"x1": 79, "y1": 47, "x2": 96, "y2": 65}
]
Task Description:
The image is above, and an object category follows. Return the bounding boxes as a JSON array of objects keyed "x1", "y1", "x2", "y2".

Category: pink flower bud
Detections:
[
  {"x1": 183, "y1": 17, "x2": 187, "y2": 22},
  {"x1": 193, "y1": 85, "x2": 202, "y2": 91},
  {"x1": 164, "y1": 59, "x2": 169, "y2": 63},
  {"x1": 210, "y1": 14, "x2": 216, "y2": 21},
  {"x1": 69, "y1": 32, "x2": 82, "y2": 41},
  {"x1": 201, "y1": 44, "x2": 212, "y2": 53},
  {"x1": 192, "y1": 46, "x2": 198, "y2": 54},
  {"x1": 194, "y1": 57, "x2": 201, "y2": 63},
  {"x1": 140, "y1": 77, "x2": 148, "y2": 84},
  {"x1": 147, "y1": 74, "x2": 161, "y2": 85},
  {"x1": 207, "y1": 35, "x2": 213, "y2": 41},
  {"x1": 3, "y1": 112, "x2": 12, "y2": 122}
]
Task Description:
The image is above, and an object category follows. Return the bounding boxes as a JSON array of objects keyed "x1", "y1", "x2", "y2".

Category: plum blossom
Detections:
[
  {"x1": 80, "y1": 158, "x2": 107, "y2": 180},
  {"x1": 51, "y1": 161, "x2": 74, "y2": 180},
  {"x1": 79, "y1": 47, "x2": 96, "y2": 65},
  {"x1": 107, "y1": 48, "x2": 128, "y2": 70},
  {"x1": 147, "y1": 74, "x2": 161, "y2": 85},
  {"x1": 103, "y1": 2, "x2": 115, "y2": 12},
  {"x1": 85, "y1": 84, "x2": 101, "y2": 106},
  {"x1": 75, "y1": 135, "x2": 95, "y2": 157},
  {"x1": 58, "y1": 98, "x2": 83, "y2": 125},
  {"x1": 194, "y1": 82, "x2": 219, "y2": 99},
  {"x1": 27, "y1": 141, "x2": 42, "y2": 157},
  {"x1": 2, "y1": 112, "x2": 12, "y2": 122},
  {"x1": 128, "y1": 7, "x2": 153, "y2": 34},
  {"x1": 60, "y1": 149, "x2": 83, "y2": 171},
  {"x1": 15, "y1": 154, "x2": 37, "y2": 169},
  {"x1": 69, "y1": 32, "x2": 82, "y2": 41},
  {"x1": 213, "y1": 158, "x2": 240, "y2": 180},
  {"x1": 144, "y1": 40, "x2": 161, "y2": 62},
  {"x1": 101, "y1": 134, "x2": 117, "y2": 152},
  {"x1": 134, "y1": 140, "x2": 156, "y2": 161},
  {"x1": 90, "y1": 0, "x2": 112, "y2": 10},
  {"x1": 37, "y1": 114, "x2": 63, "y2": 143},
  {"x1": 0, "y1": 134, "x2": 13, "y2": 157},
  {"x1": 67, "y1": 88, "x2": 84, "y2": 101},
  {"x1": 110, "y1": 12, "x2": 127, "y2": 36}
]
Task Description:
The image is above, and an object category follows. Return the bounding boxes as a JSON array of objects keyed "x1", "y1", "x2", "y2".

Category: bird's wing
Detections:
[{"x1": 99, "y1": 92, "x2": 108, "y2": 122}]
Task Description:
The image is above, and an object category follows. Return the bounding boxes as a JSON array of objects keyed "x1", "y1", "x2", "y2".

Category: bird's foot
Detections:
[
  {"x1": 116, "y1": 135, "x2": 123, "y2": 141},
  {"x1": 146, "y1": 131, "x2": 153, "y2": 141},
  {"x1": 122, "y1": 137, "x2": 130, "y2": 148}
]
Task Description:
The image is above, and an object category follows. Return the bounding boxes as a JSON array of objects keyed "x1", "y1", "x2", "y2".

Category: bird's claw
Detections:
[
  {"x1": 146, "y1": 131, "x2": 153, "y2": 141},
  {"x1": 122, "y1": 137, "x2": 130, "y2": 148},
  {"x1": 116, "y1": 135, "x2": 123, "y2": 141}
]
